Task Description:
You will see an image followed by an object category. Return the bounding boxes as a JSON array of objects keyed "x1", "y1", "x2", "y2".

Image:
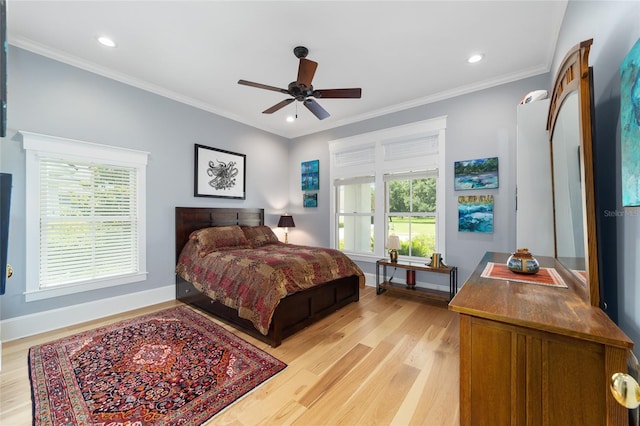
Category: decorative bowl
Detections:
[{"x1": 507, "y1": 248, "x2": 540, "y2": 274}]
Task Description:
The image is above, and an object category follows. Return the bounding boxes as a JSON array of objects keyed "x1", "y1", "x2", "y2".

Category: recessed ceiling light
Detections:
[
  {"x1": 97, "y1": 36, "x2": 117, "y2": 48},
  {"x1": 467, "y1": 53, "x2": 484, "y2": 64},
  {"x1": 286, "y1": 115, "x2": 295, "y2": 123}
]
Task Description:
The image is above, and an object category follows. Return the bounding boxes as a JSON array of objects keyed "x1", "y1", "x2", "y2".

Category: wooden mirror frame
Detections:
[{"x1": 547, "y1": 39, "x2": 599, "y2": 306}]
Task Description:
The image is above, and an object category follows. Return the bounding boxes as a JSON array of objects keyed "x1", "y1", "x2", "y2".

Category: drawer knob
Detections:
[{"x1": 610, "y1": 372, "x2": 640, "y2": 409}]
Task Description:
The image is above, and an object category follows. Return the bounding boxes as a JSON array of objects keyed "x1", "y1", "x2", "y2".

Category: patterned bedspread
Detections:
[{"x1": 176, "y1": 240, "x2": 365, "y2": 335}]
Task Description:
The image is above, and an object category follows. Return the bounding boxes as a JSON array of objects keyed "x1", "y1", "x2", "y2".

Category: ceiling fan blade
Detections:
[
  {"x1": 313, "y1": 88, "x2": 362, "y2": 99},
  {"x1": 262, "y1": 98, "x2": 294, "y2": 114},
  {"x1": 238, "y1": 79, "x2": 288, "y2": 94},
  {"x1": 304, "y1": 99, "x2": 330, "y2": 120},
  {"x1": 297, "y1": 58, "x2": 318, "y2": 88}
]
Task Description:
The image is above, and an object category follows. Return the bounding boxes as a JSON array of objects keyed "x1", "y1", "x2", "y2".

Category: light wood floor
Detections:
[{"x1": 0, "y1": 285, "x2": 460, "y2": 425}]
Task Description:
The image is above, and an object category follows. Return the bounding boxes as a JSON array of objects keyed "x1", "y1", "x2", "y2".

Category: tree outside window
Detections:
[{"x1": 386, "y1": 175, "x2": 437, "y2": 258}]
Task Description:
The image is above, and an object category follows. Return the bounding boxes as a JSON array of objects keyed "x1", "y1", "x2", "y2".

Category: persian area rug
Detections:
[
  {"x1": 29, "y1": 306, "x2": 286, "y2": 426},
  {"x1": 481, "y1": 262, "x2": 568, "y2": 288}
]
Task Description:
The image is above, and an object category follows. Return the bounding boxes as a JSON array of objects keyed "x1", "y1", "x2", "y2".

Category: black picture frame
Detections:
[{"x1": 194, "y1": 144, "x2": 246, "y2": 199}]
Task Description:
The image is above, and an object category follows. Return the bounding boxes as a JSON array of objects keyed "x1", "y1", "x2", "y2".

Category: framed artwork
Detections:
[
  {"x1": 454, "y1": 157, "x2": 499, "y2": 190},
  {"x1": 304, "y1": 192, "x2": 318, "y2": 208},
  {"x1": 621, "y1": 37, "x2": 640, "y2": 206},
  {"x1": 458, "y1": 195, "x2": 494, "y2": 233},
  {"x1": 301, "y1": 159, "x2": 319, "y2": 191},
  {"x1": 194, "y1": 144, "x2": 246, "y2": 199}
]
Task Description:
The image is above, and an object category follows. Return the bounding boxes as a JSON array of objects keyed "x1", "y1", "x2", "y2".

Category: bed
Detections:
[{"x1": 175, "y1": 207, "x2": 364, "y2": 347}]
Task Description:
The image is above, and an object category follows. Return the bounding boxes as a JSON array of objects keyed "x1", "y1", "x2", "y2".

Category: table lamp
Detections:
[
  {"x1": 277, "y1": 214, "x2": 295, "y2": 244},
  {"x1": 387, "y1": 235, "x2": 400, "y2": 262}
]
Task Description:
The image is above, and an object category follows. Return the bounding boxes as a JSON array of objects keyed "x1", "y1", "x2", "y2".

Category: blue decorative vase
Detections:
[{"x1": 507, "y1": 248, "x2": 540, "y2": 274}]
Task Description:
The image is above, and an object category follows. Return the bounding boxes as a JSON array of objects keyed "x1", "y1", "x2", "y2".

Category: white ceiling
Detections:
[{"x1": 7, "y1": 1, "x2": 567, "y2": 139}]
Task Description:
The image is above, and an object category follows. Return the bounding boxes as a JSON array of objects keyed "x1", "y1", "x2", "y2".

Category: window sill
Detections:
[
  {"x1": 342, "y1": 251, "x2": 428, "y2": 265},
  {"x1": 24, "y1": 272, "x2": 148, "y2": 302}
]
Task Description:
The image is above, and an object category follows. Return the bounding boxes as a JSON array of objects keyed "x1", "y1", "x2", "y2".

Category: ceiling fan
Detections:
[{"x1": 238, "y1": 46, "x2": 362, "y2": 120}]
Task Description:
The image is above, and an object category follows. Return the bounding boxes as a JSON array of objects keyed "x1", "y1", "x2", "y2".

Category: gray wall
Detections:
[
  {"x1": 5, "y1": 1, "x2": 638, "y2": 355},
  {"x1": 550, "y1": 1, "x2": 640, "y2": 351},
  {"x1": 3, "y1": 42, "x2": 549, "y2": 317},
  {"x1": 0, "y1": 47, "x2": 290, "y2": 320},
  {"x1": 289, "y1": 74, "x2": 550, "y2": 284}
]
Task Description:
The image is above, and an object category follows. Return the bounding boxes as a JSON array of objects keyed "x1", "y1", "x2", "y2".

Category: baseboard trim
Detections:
[{"x1": 1, "y1": 285, "x2": 175, "y2": 342}]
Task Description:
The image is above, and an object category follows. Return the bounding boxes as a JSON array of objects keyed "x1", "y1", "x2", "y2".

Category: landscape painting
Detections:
[
  {"x1": 458, "y1": 195, "x2": 494, "y2": 233},
  {"x1": 454, "y1": 157, "x2": 499, "y2": 190},
  {"x1": 621, "y1": 37, "x2": 640, "y2": 206}
]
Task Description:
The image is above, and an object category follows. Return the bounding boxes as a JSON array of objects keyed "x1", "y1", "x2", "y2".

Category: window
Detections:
[
  {"x1": 386, "y1": 172, "x2": 437, "y2": 258},
  {"x1": 23, "y1": 131, "x2": 148, "y2": 301},
  {"x1": 329, "y1": 117, "x2": 446, "y2": 261},
  {"x1": 336, "y1": 177, "x2": 375, "y2": 253}
]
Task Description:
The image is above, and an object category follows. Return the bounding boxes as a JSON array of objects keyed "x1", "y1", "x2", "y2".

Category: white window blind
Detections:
[
  {"x1": 22, "y1": 131, "x2": 148, "y2": 301},
  {"x1": 334, "y1": 146, "x2": 376, "y2": 168},
  {"x1": 39, "y1": 158, "x2": 139, "y2": 287},
  {"x1": 383, "y1": 169, "x2": 438, "y2": 182},
  {"x1": 382, "y1": 135, "x2": 439, "y2": 161}
]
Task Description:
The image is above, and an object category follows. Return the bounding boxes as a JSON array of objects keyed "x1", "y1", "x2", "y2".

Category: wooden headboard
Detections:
[{"x1": 175, "y1": 207, "x2": 264, "y2": 262}]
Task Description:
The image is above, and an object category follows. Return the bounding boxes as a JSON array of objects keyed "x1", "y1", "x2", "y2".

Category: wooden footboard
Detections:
[{"x1": 176, "y1": 275, "x2": 360, "y2": 347}]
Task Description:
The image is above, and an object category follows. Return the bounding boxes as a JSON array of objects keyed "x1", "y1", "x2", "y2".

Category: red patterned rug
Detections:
[{"x1": 29, "y1": 306, "x2": 286, "y2": 425}]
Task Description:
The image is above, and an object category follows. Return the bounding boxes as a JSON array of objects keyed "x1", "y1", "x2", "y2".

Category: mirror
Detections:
[
  {"x1": 551, "y1": 92, "x2": 586, "y2": 272},
  {"x1": 547, "y1": 39, "x2": 599, "y2": 306}
]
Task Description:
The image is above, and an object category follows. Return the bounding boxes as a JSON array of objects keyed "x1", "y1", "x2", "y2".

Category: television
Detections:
[
  {"x1": 1, "y1": 0, "x2": 6, "y2": 138},
  {"x1": 0, "y1": 173, "x2": 10, "y2": 295}
]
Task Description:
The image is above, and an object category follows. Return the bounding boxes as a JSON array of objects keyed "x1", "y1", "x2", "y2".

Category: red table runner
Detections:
[{"x1": 481, "y1": 262, "x2": 568, "y2": 288}]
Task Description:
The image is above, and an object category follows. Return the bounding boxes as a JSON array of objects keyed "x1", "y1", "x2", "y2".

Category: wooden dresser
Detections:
[{"x1": 449, "y1": 252, "x2": 633, "y2": 425}]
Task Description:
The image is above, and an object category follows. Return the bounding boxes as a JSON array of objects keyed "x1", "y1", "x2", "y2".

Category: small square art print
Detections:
[
  {"x1": 454, "y1": 157, "x2": 499, "y2": 190},
  {"x1": 303, "y1": 192, "x2": 318, "y2": 208},
  {"x1": 458, "y1": 194, "x2": 494, "y2": 233}
]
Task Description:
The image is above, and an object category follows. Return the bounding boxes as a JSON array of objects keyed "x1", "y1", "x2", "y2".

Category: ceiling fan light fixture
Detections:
[
  {"x1": 238, "y1": 46, "x2": 361, "y2": 121},
  {"x1": 97, "y1": 36, "x2": 117, "y2": 48},
  {"x1": 286, "y1": 115, "x2": 295, "y2": 123},
  {"x1": 467, "y1": 53, "x2": 484, "y2": 64}
]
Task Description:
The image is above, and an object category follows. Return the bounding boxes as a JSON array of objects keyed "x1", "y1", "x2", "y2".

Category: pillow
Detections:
[
  {"x1": 189, "y1": 225, "x2": 250, "y2": 257},
  {"x1": 242, "y1": 225, "x2": 280, "y2": 247}
]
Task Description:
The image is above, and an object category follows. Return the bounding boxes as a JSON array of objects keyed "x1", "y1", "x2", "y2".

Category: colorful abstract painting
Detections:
[
  {"x1": 304, "y1": 192, "x2": 318, "y2": 208},
  {"x1": 621, "y1": 38, "x2": 640, "y2": 206},
  {"x1": 458, "y1": 195, "x2": 494, "y2": 233},
  {"x1": 301, "y1": 159, "x2": 319, "y2": 191},
  {"x1": 454, "y1": 157, "x2": 499, "y2": 190}
]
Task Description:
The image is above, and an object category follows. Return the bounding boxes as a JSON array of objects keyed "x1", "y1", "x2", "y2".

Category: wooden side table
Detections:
[{"x1": 376, "y1": 259, "x2": 458, "y2": 302}]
